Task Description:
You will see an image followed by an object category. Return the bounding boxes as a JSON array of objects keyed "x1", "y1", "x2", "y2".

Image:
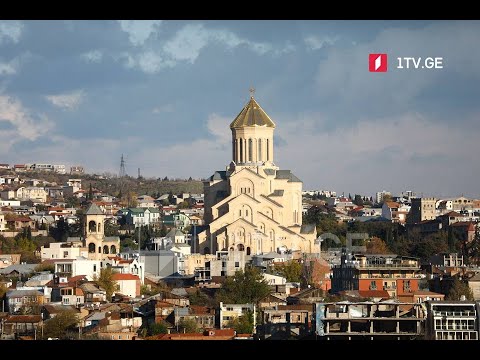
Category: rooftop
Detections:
[{"x1": 230, "y1": 96, "x2": 276, "y2": 129}]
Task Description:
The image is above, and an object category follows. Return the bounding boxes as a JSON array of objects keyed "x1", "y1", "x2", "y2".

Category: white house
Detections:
[
  {"x1": 137, "y1": 195, "x2": 156, "y2": 208},
  {"x1": 104, "y1": 256, "x2": 145, "y2": 284},
  {"x1": 53, "y1": 257, "x2": 102, "y2": 280},
  {"x1": 16, "y1": 186, "x2": 48, "y2": 203},
  {"x1": 112, "y1": 273, "x2": 140, "y2": 298},
  {"x1": 41, "y1": 241, "x2": 88, "y2": 260},
  {"x1": 262, "y1": 273, "x2": 287, "y2": 286}
]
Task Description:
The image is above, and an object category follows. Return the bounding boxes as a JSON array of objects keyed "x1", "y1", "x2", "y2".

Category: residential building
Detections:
[
  {"x1": 468, "y1": 274, "x2": 480, "y2": 300},
  {"x1": 137, "y1": 195, "x2": 156, "y2": 208},
  {"x1": 162, "y1": 212, "x2": 191, "y2": 231},
  {"x1": 430, "y1": 253, "x2": 465, "y2": 267},
  {"x1": 450, "y1": 222, "x2": 476, "y2": 243},
  {"x1": 147, "y1": 329, "x2": 236, "y2": 340},
  {"x1": 425, "y1": 301, "x2": 479, "y2": 340},
  {"x1": 331, "y1": 252, "x2": 421, "y2": 298},
  {"x1": 70, "y1": 166, "x2": 84, "y2": 175},
  {"x1": 193, "y1": 250, "x2": 246, "y2": 283},
  {"x1": 119, "y1": 207, "x2": 161, "y2": 227},
  {"x1": 53, "y1": 164, "x2": 66, "y2": 174},
  {"x1": 451, "y1": 196, "x2": 475, "y2": 212},
  {"x1": 6, "y1": 289, "x2": 45, "y2": 313},
  {"x1": 375, "y1": 190, "x2": 391, "y2": 204},
  {"x1": 41, "y1": 240, "x2": 88, "y2": 260},
  {"x1": 218, "y1": 302, "x2": 256, "y2": 329},
  {"x1": 174, "y1": 306, "x2": 216, "y2": 330},
  {"x1": 112, "y1": 273, "x2": 141, "y2": 298},
  {"x1": 0, "y1": 254, "x2": 21, "y2": 269},
  {"x1": 259, "y1": 304, "x2": 313, "y2": 339},
  {"x1": 397, "y1": 290, "x2": 445, "y2": 303},
  {"x1": 2, "y1": 315, "x2": 43, "y2": 338},
  {"x1": 408, "y1": 197, "x2": 437, "y2": 224},
  {"x1": 97, "y1": 331, "x2": 137, "y2": 340},
  {"x1": 200, "y1": 94, "x2": 317, "y2": 256},
  {"x1": 52, "y1": 257, "x2": 101, "y2": 280},
  {"x1": 381, "y1": 201, "x2": 410, "y2": 224},
  {"x1": 16, "y1": 186, "x2": 48, "y2": 203},
  {"x1": 104, "y1": 256, "x2": 145, "y2": 284},
  {"x1": 0, "y1": 190, "x2": 17, "y2": 201},
  {"x1": 315, "y1": 301, "x2": 426, "y2": 339}
]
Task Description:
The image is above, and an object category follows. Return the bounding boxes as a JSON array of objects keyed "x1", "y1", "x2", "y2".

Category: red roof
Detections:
[
  {"x1": 5, "y1": 315, "x2": 42, "y2": 323},
  {"x1": 13, "y1": 216, "x2": 32, "y2": 222},
  {"x1": 385, "y1": 202, "x2": 399, "y2": 208},
  {"x1": 358, "y1": 290, "x2": 390, "y2": 299},
  {"x1": 112, "y1": 273, "x2": 140, "y2": 281}
]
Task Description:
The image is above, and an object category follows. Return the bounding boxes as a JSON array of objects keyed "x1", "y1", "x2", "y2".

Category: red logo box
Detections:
[{"x1": 369, "y1": 54, "x2": 387, "y2": 72}]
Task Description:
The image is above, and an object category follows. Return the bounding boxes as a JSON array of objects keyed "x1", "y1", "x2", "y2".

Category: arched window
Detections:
[
  {"x1": 266, "y1": 139, "x2": 270, "y2": 161},
  {"x1": 98, "y1": 246, "x2": 102, "y2": 253},
  {"x1": 237, "y1": 244, "x2": 245, "y2": 251},
  {"x1": 258, "y1": 139, "x2": 262, "y2": 161},
  {"x1": 239, "y1": 140, "x2": 243, "y2": 162},
  {"x1": 248, "y1": 139, "x2": 253, "y2": 162},
  {"x1": 103, "y1": 245, "x2": 109, "y2": 254},
  {"x1": 246, "y1": 247, "x2": 251, "y2": 255},
  {"x1": 110, "y1": 245, "x2": 117, "y2": 254},
  {"x1": 98, "y1": 223, "x2": 101, "y2": 233},
  {"x1": 204, "y1": 247, "x2": 210, "y2": 255},
  {"x1": 88, "y1": 220, "x2": 96, "y2": 233},
  {"x1": 88, "y1": 243, "x2": 96, "y2": 253}
]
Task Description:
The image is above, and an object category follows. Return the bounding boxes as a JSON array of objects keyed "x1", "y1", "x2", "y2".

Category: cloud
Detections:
[
  {"x1": 152, "y1": 104, "x2": 174, "y2": 114},
  {"x1": 304, "y1": 35, "x2": 339, "y2": 50},
  {"x1": 0, "y1": 95, "x2": 53, "y2": 154},
  {"x1": 121, "y1": 23, "x2": 295, "y2": 74},
  {"x1": 314, "y1": 21, "x2": 480, "y2": 122},
  {"x1": 81, "y1": 50, "x2": 103, "y2": 63},
  {"x1": 118, "y1": 20, "x2": 162, "y2": 46},
  {"x1": 275, "y1": 111, "x2": 480, "y2": 197},
  {"x1": 206, "y1": 113, "x2": 231, "y2": 144},
  {"x1": 0, "y1": 21, "x2": 23, "y2": 45},
  {"x1": 45, "y1": 90, "x2": 85, "y2": 110},
  {"x1": 0, "y1": 59, "x2": 18, "y2": 75}
]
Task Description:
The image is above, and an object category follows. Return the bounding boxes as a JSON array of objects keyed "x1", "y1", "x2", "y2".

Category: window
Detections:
[
  {"x1": 266, "y1": 139, "x2": 270, "y2": 160},
  {"x1": 258, "y1": 139, "x2": 262, "y2": 160},
  {"x1": 248, "y1": 139, "x2": 253, "y2": 162},
  {"x1": 235, "y1": 262, "x2": 239, "y2": 267},
  {"x1": 63, "y1": 251, "x2": 68, "y2": 258}
]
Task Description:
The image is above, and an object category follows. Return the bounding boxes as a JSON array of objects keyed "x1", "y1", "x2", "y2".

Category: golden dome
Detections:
[{"x1": 230, "y1": 96, "x2": 276, "y2": 129}]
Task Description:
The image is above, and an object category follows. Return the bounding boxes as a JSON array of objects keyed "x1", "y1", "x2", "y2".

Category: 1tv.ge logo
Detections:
[{"x1": 369, "y1": 53, "x2": 444, "y2": 72}]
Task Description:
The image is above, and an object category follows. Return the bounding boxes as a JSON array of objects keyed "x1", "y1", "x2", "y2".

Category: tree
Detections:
[
  {"x1": 94, "y1": 267, "x2": 118, "y2": 300},
  {"x1": 177, "y1": 201, "x2": 189, "y2": 209},
  {"x1": 34, "y1": 263, "x2": 55, "y2": 273},
  {"x1": 88, "y1": 183, "x2": 93, "y2": 201},
  {"x1": 226, "y1": 311, "x2": 254, "y2": 334},
  {"x1": 178, "y1": 318, "x2": 199, "y2": 333},
  {"x1": 42, "y1": 309, "x2": 79, "y2": 339},
  {"x1": 353, "y1": 194, "x2": 364, "y2": 206},
  {"x1": 275, "y1": 260, "x2": 303, "y2": 282},
  {"x1": 216, "y1": 266, "x2": 271, "y2": 304},
  {"x1": 446, "y1": 278, "x2": 474, "y2": 301},
  {"x1": 148, "y1": 322, "x2": 169, "y2": 335},
  {"x1": 366, "y1": 237, "x2": 391, "y2": 254}
]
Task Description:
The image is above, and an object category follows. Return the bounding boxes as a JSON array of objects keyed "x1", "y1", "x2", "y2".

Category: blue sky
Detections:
[{"x1": 1, "y1": 20, "x2": 479, "y2": 198}]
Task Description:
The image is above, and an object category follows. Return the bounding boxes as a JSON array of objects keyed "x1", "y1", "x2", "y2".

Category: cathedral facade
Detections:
[{"x1": 198, "y1": 94, "x2": 317, "y2": 255}]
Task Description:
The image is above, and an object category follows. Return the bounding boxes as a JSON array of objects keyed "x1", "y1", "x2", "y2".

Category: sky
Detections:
[{"x1": 0, "y1": 20, "x2": 479, "y2": 199}]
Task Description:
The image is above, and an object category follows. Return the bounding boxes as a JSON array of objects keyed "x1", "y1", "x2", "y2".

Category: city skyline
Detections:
[{"x1": 1, "y1": 20, "x2": 479, "y2": 198}]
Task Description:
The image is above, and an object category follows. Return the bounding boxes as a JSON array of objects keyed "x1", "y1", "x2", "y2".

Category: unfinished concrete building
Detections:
[
  {"x1": 315, "y1": 301, "x2": 427, "y2": 340},
  {"x1": 425, "y1": 301, "x2": 479, "y2": 340}
]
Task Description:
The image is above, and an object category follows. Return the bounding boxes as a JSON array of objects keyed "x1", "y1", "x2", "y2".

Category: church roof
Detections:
[
  {"x1": 300, "y1": 224, "x2": 316, "y2": 234},
  {"x1": 209, "y1": 171, "x2": 228, "y2": 181},
  {"x1": 85, "y1": 202, "x2": 104, "y2": 215},
  {"x1": 275, "y1": 170, "x2": 302, "y2": 183},
  {"x1": 230, "y1": 96, "x2": 276, "y2": 129}
]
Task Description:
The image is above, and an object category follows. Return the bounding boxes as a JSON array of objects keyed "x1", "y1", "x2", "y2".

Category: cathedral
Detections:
[{"x1": 198, "y1": 93, "x2": 317, "y2": 255}]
